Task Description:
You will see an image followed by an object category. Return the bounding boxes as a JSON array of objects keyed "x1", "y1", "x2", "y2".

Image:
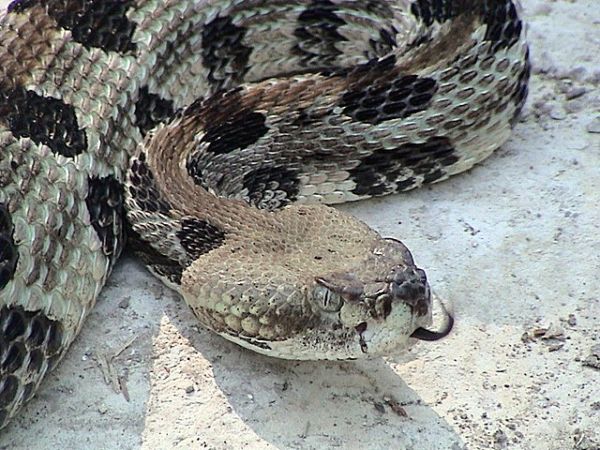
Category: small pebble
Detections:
[
  {"x1": 549, "y1": 106, "x2": 567, "y2": 120},
  {"x1": 583, "y1": 344, "x2": 600, "y2": 370},
  {"x1": 565, "y1": 100, "x2": 585, "y2": 114},
  {"x1": 566, "y1": 67, "x2": 587, "y2": 82},
  {"x1": 541, "y1": 323, "x2": 566, "y2": 340},
  {"x1": 185, "y1": 385, "x2": 195, "y2": 394},
  {"x1": 494, "y1": 429, "x2": 509, "y2": 449},
  {"x1": 586, "y1": 117, "x2": 600, "y2": 134},
  {"x1": 548, "y1": 343, "x2": 564, "y2": 352},
  {"x1": 565, "y1": 86, "x2": 587, "y2": 100},
  {"x1": 558, "y1": 80, "x2": 573, "y2": 93},
  {"x1": 373, "y1": 402, "x2": 385, "y2": 414},
  {"x1": 274, "y1": 381, "x2": 289, "y2": 392}
]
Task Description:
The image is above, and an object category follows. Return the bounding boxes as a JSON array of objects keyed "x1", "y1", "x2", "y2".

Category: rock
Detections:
[
  {"x1": 583, "y1": 344, "x2": 600, "y2": 370},
  {"x1": 118, "y1": 296, "x2": 131, "y2": 309},
  {"x1": 549, "y1": 106, "x2": 567, "y2": 120},
  {"x1": 565, "y1": 86, "x2": 587, "y2": 100},
  {"x1": 586, "y1": 117, "x2": 600, "y2": 134},
  {"x1": 564, "y1": 100, "x2": 585, "y2": 114},
  {"x1": 494, "y1": 429, "x2": 509, "y2": 449},
  {"x1": 542, "y1": 323, "x2": 566, "y2": 340}
]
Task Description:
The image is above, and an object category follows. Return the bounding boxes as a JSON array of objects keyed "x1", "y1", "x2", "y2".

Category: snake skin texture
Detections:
[{"x1": 0, "y1": 0, "x2": 529, "y2": 429}]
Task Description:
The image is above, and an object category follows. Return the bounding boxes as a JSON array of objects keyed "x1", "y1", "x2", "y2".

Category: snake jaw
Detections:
[{"x1": 355, "y1": 322, "x2": 369, "y2": 353}]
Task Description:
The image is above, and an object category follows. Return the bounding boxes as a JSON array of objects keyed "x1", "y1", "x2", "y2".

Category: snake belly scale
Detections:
[{"x1": 0, "y1": 0, "x2": 529, "y2": 429}]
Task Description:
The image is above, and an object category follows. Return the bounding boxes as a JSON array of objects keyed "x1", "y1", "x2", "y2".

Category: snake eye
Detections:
[{"x1": 313, "y1": 283, "x2": 344, "y2": 312}]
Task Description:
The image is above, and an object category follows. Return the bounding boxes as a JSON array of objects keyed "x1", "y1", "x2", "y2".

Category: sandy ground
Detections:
[{"x1": 1, "y1": 1, "x2": 599, "y2": 449}]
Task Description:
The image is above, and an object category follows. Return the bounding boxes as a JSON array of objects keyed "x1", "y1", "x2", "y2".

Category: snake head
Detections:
[{"x1": 309, "y1": 237, "x2": 449, "y2": 358}]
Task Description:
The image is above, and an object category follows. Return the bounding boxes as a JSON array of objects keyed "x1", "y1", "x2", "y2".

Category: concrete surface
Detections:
[{"x1": 0, "y1": 0, "x2": 598, "y2": 449}]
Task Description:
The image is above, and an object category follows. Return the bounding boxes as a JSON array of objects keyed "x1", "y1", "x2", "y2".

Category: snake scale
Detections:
[{"x1": 0, "y1": 0, "x2": 529, "y2": 429}]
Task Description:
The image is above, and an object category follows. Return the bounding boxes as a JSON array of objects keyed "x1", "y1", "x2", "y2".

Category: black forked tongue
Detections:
[{"x1": 410, "y1": 314, "x2": 454, "y2": 341}]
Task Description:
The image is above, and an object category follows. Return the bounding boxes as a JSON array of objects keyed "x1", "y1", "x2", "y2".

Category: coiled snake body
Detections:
[{"x1": 0, "y1": 0, "x2": 529, "y2": 429}]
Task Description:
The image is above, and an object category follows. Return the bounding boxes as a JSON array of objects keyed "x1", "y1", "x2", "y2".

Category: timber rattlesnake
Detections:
[{"x1": 0, "y1": 0, "x2": 529, "y2": 429}]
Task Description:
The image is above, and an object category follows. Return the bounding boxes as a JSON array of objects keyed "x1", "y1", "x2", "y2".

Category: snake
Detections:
[{"x1": 0, "y1": 0, "x2": 529, "y2": 430}]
